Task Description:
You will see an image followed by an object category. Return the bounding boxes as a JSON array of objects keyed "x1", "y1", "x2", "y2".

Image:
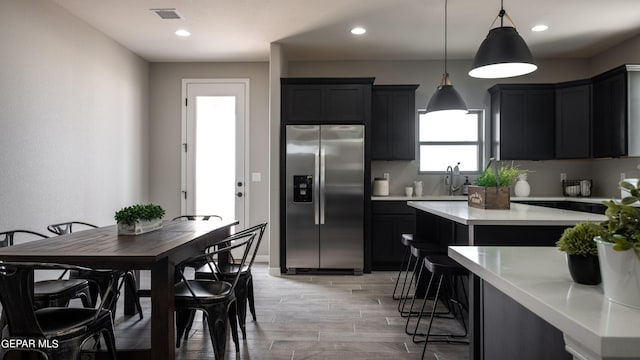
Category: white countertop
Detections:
[
  {"x1": 407, "y1": 201, "x2": 606, "y2": 226},
  {"x1": 449, "y1": 246, "x2": 640, "y2": 359},
  {"x1": 373, "y1": 195, "x2": 613, "y2": 204}
]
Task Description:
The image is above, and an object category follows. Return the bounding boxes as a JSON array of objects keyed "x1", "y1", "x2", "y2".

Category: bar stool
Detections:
[
  {"x1": 411, "y1": 255, "x2": 469, "y2": 359},
  {"x1": 392, "y1": 234, "x2": 414, "y2": 300},
  {"x1": 397, "y1": 241, "x2": 447, "y2": 316}
]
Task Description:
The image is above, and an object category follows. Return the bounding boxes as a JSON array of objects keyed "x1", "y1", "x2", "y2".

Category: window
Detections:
[{"x1": 418, "y1": 109, "x2": 484, "y2": 173}]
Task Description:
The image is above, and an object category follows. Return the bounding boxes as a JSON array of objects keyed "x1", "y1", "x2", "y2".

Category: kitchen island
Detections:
[
  {"x1": 449, "y1": 246, "x2": 640, "y2": 360},
  {"x1": 407, "y1": 200, "x2": 605, "y2": 245},
  {"x1": 407, "y1": 201, "x2": 607, "y2": 360}
]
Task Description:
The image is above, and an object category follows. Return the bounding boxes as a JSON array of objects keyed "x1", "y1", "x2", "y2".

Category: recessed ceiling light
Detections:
[
  {"x1": 351, "y1": 27, "x2": 366, "y2": 35},
  {"x1": 531, "y1": 25, "x2": 549, "y2": 32},
  {"x1": 175, "y1": 29, "x2": 191, "y2": 37}
]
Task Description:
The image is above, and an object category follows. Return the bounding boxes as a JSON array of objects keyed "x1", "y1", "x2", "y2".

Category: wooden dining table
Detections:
[{"x1": 0, "y1": 219, "x2": 238, "y2": 360}]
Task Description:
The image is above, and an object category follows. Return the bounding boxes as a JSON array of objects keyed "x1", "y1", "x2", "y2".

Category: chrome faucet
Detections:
[{"x1": 445, "y1": 162, "x2": 461, "y2": 195}]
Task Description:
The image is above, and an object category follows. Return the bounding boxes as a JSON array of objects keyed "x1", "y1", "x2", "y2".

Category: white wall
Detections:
[
  {"x1": 0, "y1": 0, "x2": 149, "y2": 232},
  {"x1": 148, "y1": 62, "x2": 270, "y2": 257}
]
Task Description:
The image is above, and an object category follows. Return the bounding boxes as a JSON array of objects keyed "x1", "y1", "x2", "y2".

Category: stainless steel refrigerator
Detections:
[{"x1": 285, "y1": 124, "x2": 364, "y2": 274}]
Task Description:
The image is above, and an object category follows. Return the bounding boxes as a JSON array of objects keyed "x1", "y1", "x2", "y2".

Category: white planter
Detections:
[
  {"x1": 117, "y1": 218, "x2": 163, "y2": 235},
  {"x1": 595, "y1": 236, "x2": 640, "y2": 309}
]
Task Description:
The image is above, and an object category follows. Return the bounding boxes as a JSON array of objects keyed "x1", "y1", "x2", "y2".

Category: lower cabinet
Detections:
[
  {"x1": 371, "y1": 201, "x2": 415, "y2": 270},
  {"x1": 514, "y1": 200, "x2": 606, "y2": 214}
]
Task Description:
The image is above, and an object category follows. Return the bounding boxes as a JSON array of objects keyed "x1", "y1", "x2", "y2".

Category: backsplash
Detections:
[{"x1": 372, "y1": 157, "x2": 640, "y2": 199}]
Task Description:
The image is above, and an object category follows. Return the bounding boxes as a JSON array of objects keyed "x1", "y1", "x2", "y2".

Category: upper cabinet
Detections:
[
  {"x1": 281, "y1": 78, "x2": 374, "y2": 125},
  {"x1": 592, "y1": 66, "x2": 628, "y2": 158},
  {"x1": 489, "y1": 84, "x2": 555, "y2": 161},
  {"x1": 371, "y1": 85, "x2": 419, "y2": 160},
  {"x1": 489, "y1": 64, "x2": 640, "y2": 161},
  {"x1": 555, "y1": 80, "x2": 591, "y2": 159}
]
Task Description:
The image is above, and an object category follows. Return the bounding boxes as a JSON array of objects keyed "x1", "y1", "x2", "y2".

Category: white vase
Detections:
[
  {"x1": 514, "y1": 174, "x2": 531, "y2": 197},
  {"x1": 595, "y1": 237, "x2": 640, "y2": 309},
  {"x1": 413, "y1": 181, "x2": 423, "y2": 197}
]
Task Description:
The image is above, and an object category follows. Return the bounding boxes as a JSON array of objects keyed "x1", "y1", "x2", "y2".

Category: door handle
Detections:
[
  {"x1": 320, "y1": 148, "x2": 325, "y2": 225},
  {"x1": 314, "y1": 149, "x2": 320, "y2": 225},
  {"x1": 236, "y1": 192, "x2": 243, "y2": 197}
]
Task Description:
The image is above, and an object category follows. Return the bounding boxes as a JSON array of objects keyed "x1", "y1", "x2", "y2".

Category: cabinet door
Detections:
[
  {"x1": 492, "y1": 86, "x2": 555, "y2": 160},
  {"x1": 282, "y1": 85, "x2": 324, "y2": 123},
  {"x1": 526, "y1": 90, "x2": 555, "y2": 160},
  {"x1": 371, "y1": 90, "x2": 393, "y2": 159},
  {"x1": 390, "y1": 90, "x2": 416, "y2": 160},
  {"x1": 325, "y1": 85, "x2": 366, "y2": 122},
  {"x1": 555, "y1": 83, "x2": 591, "y2": 158},
  {"x1": 371, "y1": 85, "x2": 417, "y2": 160},
  {"x1": 592, "y1": 70, "x2": 627, "y2": 158},
  {"x1": 371, "y1": 215, "x2": 399, "y2": 268}
]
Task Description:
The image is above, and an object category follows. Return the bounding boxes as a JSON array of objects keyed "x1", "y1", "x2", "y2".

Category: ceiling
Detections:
[{"x1": 51, "y1": 0, "x2": 640, "y2": 63}]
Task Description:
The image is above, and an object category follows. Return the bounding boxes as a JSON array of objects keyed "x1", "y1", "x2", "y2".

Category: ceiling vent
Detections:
[{"x1": 150, "y1": 8, "x2": 183, "y2": 20}]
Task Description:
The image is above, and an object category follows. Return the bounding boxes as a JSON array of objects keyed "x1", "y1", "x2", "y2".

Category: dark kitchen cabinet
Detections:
[
  {"x1": 592, "y1": 66, "x2": 628, "y2": 158},
  {"x1": 555, "y1": 80, "x2": 591, "y2": 159},
  {"x1": 281, "y1": 78, "x2": 374, "y2": 125},
  {"x1": 371, "y1": 85, "x2": 419, "y2": 160},
  {"x1": 371, "y1": 201, "x2": 415, "y2": 270},
  {"x1": 489, "y1": 84, "x2": 555, "y2": 160}
]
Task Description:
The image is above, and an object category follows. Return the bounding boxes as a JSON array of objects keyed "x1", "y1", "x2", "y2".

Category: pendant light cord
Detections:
[
  {"x1": 438, "y1": 0, "x2": 451, "y2": 87},
  {"x1": 488, "y1": 0, "x2": 517, "y2": 29},
  {"x1": 444, "y1": 0, "x2": 448, "y2": 76}
]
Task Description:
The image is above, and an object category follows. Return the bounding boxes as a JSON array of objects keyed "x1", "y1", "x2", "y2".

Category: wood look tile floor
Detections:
[{"x1": 111, "y1": 264, "x2": 469, "y2": 360}]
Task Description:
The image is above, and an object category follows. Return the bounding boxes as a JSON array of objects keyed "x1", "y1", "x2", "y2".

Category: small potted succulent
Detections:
[
  {"x1": 556, "y1": 222, "x2": 601, "y2": 285},
  {"x1": 115, "y1": 203, "x2": 166, "y2": 235}
]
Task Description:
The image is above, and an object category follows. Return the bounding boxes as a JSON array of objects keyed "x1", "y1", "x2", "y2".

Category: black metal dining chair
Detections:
[
  {"x1": 0, "y1": 262, "x2": 117, "y2": 360},
  {"x1": 174, "y1": 230, "x2": 256, "y2": 359},
  {"x1": 47, "y1": 221, "x2": 144, "y2": 320},
  {"x1": 193, "y1": 222, "x2": 267, "y2": 338},
  {"x1": 0, "y1": 230, "x2": 93, "y2": 309},
  {"x1": 172, "y1": 215, "x2": 223, "y2": 222}
]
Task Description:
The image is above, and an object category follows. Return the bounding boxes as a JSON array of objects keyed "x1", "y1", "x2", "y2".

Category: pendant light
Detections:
[
  {"x1": 426, "y1": 0, "x2": 467, "y2": 115},
  {"x1": 468, "y1": 0, "x2": 537, "y2": 79}
]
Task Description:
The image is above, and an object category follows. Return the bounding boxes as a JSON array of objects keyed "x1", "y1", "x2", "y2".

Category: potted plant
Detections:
[
  {"x1": 115, "y1": 203, "x2": 166, "y2": 235},
  {"x1": 556, "y1": 222, "x2": 601, "y2": 285},
  {"x1": 593, "y1": 164, "x2": 640, "y2": 308},
  {"x1": 468, "y1": 161, "x2": 529, "y2": 209}
]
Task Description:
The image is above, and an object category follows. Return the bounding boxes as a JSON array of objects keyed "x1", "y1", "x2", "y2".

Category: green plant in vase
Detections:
[
  {"x1": 556, "y1": 222, "x2": 601, "y2": 285},
  {"x1": 115, "y1": 203, "x2": 165, "y2": 235},
  {"x1": 474, "y1": 161, "x2": 529, "y2": 187},
  {"x1": 468, "y1": 161, "x2": 529, "y2": 209},
  {"x1": 592, "y1": 164, "x2": 640, "y2": 308}
]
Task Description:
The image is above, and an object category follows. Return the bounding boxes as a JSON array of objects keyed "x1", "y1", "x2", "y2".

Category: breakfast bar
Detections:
[
  {"x1": 407, "y1": 200, "x2": 607, "y2": 360},
  {"x1": 449, "y1": 246, "x2": 640, "y2": 360}
]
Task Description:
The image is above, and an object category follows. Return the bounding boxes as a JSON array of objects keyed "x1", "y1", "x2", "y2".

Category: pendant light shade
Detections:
[
  {"x1": 426, "y1": 0, "x2": 467, "y2": 115},
  {"x1": 426, "y1": 74, "x2": 468, "y2": 115},
  {"x1": 468, "y1": 2, "x2": 537, "y2": 79}
]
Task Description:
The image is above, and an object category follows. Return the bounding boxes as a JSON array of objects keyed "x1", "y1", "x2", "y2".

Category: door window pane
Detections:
[{"x1": 195, "y1": 95, "x2": 236, "y2": 220}]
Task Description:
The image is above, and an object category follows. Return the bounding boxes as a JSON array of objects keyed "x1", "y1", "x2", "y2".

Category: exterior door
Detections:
[{"x1": 182, "y1": 79, "x2": 249, "y2": 230}]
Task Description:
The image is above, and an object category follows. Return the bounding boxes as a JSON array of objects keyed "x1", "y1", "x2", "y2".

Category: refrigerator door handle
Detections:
[
  {"x1": 314, "y1": 149, "x2": 320, "y2": 225},
  {"x1": 320, "y1": 147, "x2": 326, "y2": 225}
]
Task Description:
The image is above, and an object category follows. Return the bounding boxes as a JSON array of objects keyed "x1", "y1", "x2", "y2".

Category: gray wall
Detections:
[
  {"x1": 0, "y1": 0, "x2": 149, "y2": 232},
  {"x1": 283, "y1": 43, "x2": 640, "y2": 199},
  {"x1": 148, "y1": 62, "x2": 270, "y2": 258}
]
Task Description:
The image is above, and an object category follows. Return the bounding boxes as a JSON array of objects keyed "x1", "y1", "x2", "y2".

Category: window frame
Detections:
[{"x1": 417, "y1": 109, "x2": 485, "y2": 175}]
